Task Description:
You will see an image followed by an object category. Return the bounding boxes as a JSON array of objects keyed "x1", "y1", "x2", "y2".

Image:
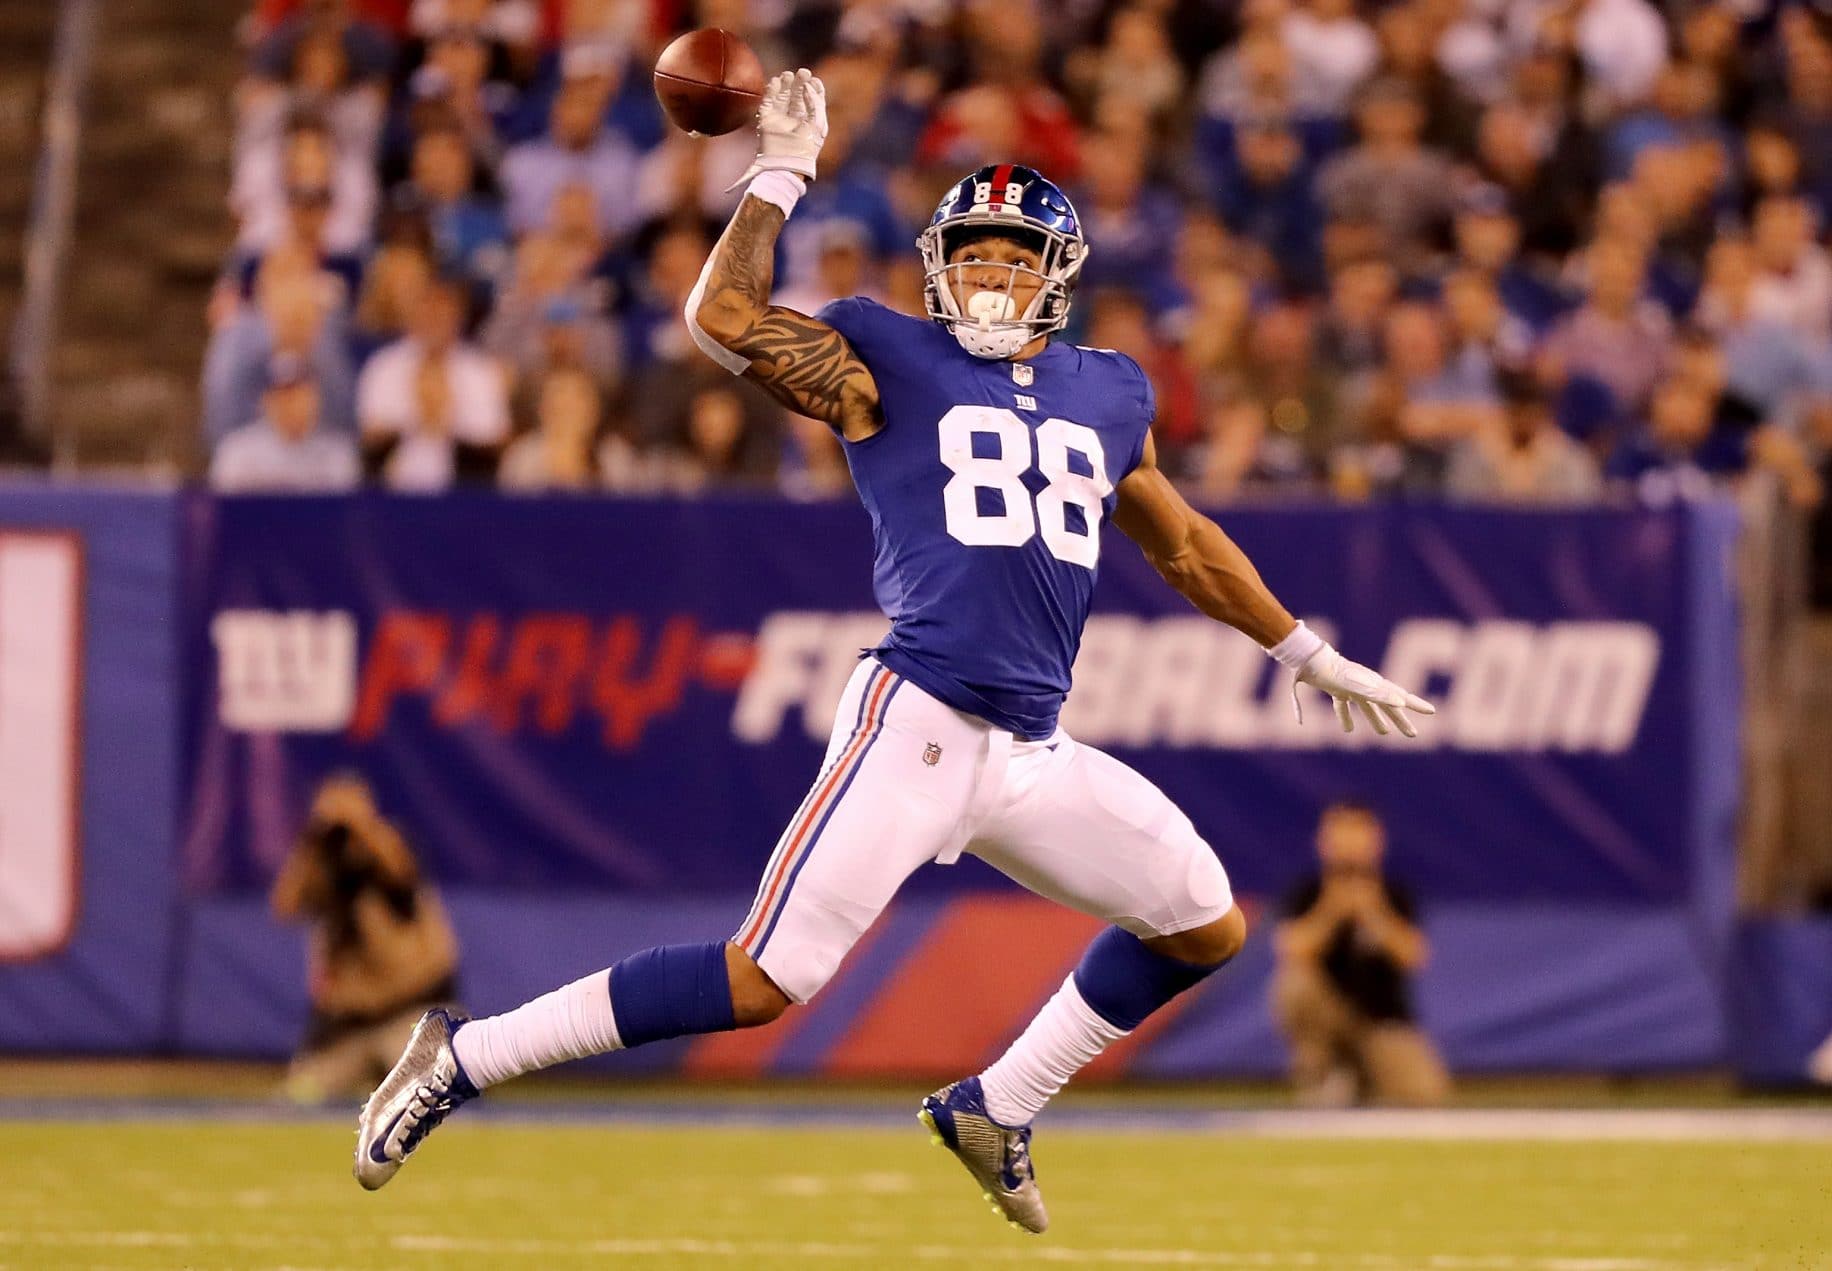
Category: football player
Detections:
[{"x1": 355, "y1": 70, "x2": 1435, "y2": 1233}]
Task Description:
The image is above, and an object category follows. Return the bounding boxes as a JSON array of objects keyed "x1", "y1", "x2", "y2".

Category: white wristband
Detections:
[
  {"x1": 1267, "y1": 620, "x2": 1326, "y2": 671},
  {"x1": 744, "y1": 171, "x2": 807, "y2": 218}
]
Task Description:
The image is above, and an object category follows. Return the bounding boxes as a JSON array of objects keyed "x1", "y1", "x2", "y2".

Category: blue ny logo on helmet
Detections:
[{"x1": 918, "y1": 163, "x2": 1088, "y2": 360}]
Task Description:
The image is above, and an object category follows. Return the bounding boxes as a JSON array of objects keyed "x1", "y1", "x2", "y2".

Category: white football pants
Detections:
[{"x1": 735, "y1": 657, "x2": 1234, "y2": 1003}]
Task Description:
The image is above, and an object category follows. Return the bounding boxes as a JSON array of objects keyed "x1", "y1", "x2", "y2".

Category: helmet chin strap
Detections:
[{"x1": 952, "y1": 320, "x2": 1032, "y2": 360}]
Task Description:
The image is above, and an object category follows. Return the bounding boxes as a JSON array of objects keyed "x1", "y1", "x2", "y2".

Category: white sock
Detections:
[
  {"x1": 978, "y1": 976, "x2": 1129, "y2": 1126},
  {"x1": 452, "y1": 969, "x2": 623, "y2": 1089}
]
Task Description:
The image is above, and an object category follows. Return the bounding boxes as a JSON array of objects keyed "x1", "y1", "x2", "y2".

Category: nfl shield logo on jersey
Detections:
[
  {"x1": 1011, "y1": 363, "x2": 1034, "y2": 387},
  {"x1": 923, "y1": 742, "x2": 943, "y2": 767}
]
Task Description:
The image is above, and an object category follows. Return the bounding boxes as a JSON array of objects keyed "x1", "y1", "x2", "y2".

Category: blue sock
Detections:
[
  {"x1": 1071, "y1": 927, "x2": 1229, "y2": 1032},
  {"x1": 608, "y1": 942, "x2": 737, "y2": 1048}
]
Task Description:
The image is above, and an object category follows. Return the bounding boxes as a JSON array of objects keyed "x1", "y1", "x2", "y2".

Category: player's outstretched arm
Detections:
[
  {"x1": 1113, "y1": 433, "x2": 1436, "y2": 737},
  {"x1": 691, "y1": 195, "x2": 883, "y2": 440},
  {"x1": 684, "y1": 68, "x2": 883, "y2": 441}
]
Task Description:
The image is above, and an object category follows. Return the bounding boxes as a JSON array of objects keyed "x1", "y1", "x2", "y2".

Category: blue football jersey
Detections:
[{"x1": 816, "y1": 297, "x2": 1155, "y2": 740}]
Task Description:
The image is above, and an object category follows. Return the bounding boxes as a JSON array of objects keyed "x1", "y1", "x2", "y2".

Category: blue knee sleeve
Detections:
[
  {"x1": 608, "y1": 942, "x2": 736, "y2": 1048},
  {"x1": 1072, "y1": 927, "x2": 1227, "y2": 1032}
]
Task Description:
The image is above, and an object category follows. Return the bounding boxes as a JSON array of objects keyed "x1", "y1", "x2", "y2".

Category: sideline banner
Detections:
[
  {"x1": 0, "y1": 487, "x2": 182, "y2": 1051},
  {"x1": 181, "y1": 495, "x2": 1736, "y2": 905}
]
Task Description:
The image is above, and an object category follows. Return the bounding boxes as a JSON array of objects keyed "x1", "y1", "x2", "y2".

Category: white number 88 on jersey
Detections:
[{"x1": 937, "y1": 404, "x2": 1112, "y2": 568}]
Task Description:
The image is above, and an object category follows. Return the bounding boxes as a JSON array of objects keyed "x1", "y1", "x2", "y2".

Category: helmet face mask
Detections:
[{"x1": 919, "y1": 165, "x2": 1087, "y2": 360}]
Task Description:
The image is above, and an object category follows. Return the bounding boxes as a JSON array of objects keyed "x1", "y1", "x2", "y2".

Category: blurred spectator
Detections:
[
  {"x1": 499, "y1": 366, "x2": 602, "y2": 491},
  {"x1": 1442, "y1": 268, "x2": 1532, "y2": 384},
  {"x1": 393, "y1": 25, "x2": 520, "y2": 172},
  {"x1": 1273, "y1": 801, "x2": 1449, "y2": 1108},
  {"x1": 1606, "y1": 62, "x2": 1724, "y2": 180},
  {"x1": 632, "y1": 128, "x2": 753, "y2": 228},
  {"x1": 917, "y1": 2, "x2": 1081, "y2": 179},
  {"x1": 1371, "y1": 2, "x2": 1481, "y2": 156},
  {"x1": 1316, "y1": 78, "x2": 1459, "y2": 274},
  {"x1": 1368, "y1": 300, "x2": 1500, "y2": 469},
  {"x1": 1504, "y1": 0, "x2": 1668, "y2": 112},
  {"x1": 1317, "y1": 255, "x2": 1398, "y2": 378},
  {"x1": 250, "y1": 0, "x2": 398, "y2": 85},
  {"x1": 673, "y1": 383, "x2": 779, "y2": 491},
  {"x1": 778, "y1": 413, "x2": 853, "y2": 501},
  {"x1": 1694, "y1": 237, "x2": 1832, "y2": 426},
  {"x1": 397, "y1": 121, "x2": 510, "y2": 291},
  {"x1": 1212, "y1": 110, "x2": 1325, "y2": 294},
  {"x1": 203, "y1": 247, "x2": 359, "y2": 448},
  {"x1": 480, "y1": 232, "x2": 620, "y2": 382},
  {"x1": 1075, "y1": 129, "x2": 1183, "y2": 311},
  {"x1": 1237, "y1": 299, "x2": 1343, "y2": 486},
  {"x1": 1446, "y1": 372, "x2": 1600, "y2": 502},
  {"x1": 1432, "y1": 0, "x2": 1509, "y2": 109},
  {"x1": 1607, "y1": 375, "x2": 1820, "y2": 508},
  {"x1": 352, "y1": 234, "x2": 435, "y2": 361},
  {"x1": 1743, "y1": 115, "x2": 1818, "y2": 220},
  {"x1": 357, "y1": 273, "x2": 510, "y2": 489},
  {"x1": 211, "y1": 353, "x2": 362, "y2": 492},
  {"x1": 772, "y1": 61, "x2": 906, "y2": 295},
  {"x1": 407, "y1": 0, "x2": 541, "y2": 48},
  {"x1": 1283, "y1": 0, "x2": 1379, "y2": 118},
  {"x1": 500, "y1": 64, "x2": 640, "y2": 239},
  {"x1": 1198, "y1": 22, "x2": 1336, "y2": 125},
  {"x1": 1178, "y1": 262, "x2": 1254, "y2": 401},
  {"x1": 1471, "y1": 99, "x2": 1593, "y2": 261},
  {"x1": 1452, "y1": 186, "x2": 1570, "y2": 332},
  {"x1": 1192, "y1": 299, "x2": 1342, "y2": 499},
  {"x1": 1748, "y1": 196, "x2": 1832, "y2": 343},
  {"x1": 234, "y1": 110, "x2": 380, "y2": 263},
  {"x1": 1064, "y1": 4, "x2": 1187, "y2": 127},
  {"x1": 621, "y1": 220, "x2": 712, "y2": 372},
  {"x1": 776, "y1": 220, "x2": 885, "y2": 316},
  {"x1": 1540, "y1": 239, "x2": 1671, "y2": 419},
  {"x1": 271, "y1": 773, "x2": 460, "y2": 1103}
]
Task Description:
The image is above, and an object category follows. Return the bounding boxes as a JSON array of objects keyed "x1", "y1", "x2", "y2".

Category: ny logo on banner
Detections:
[
  {"x1": 211, "y1": 610, "x2": 357, "y2": 732},
  {"x1": 0, "y1": 533, "x2": 82, "y2": 961}
]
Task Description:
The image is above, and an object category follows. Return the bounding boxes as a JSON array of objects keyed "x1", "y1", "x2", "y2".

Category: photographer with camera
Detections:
[
  {"x1": 1272, "y1": 800, "x2": 1450, "y2": 1107},
  {"x1": 270, "y1": 773, "x2": 461, "y2": 1103}
]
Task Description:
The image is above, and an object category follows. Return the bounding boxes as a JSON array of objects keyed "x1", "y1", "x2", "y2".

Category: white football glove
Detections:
[
  {"x1": 727, "y1": 67, "x2": 828, "y2": 189},
  {"x1": 1295, "y1": 645, "x2": 1437, "y2": 739}
]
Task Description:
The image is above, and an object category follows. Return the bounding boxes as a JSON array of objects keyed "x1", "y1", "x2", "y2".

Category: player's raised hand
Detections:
[
  {"x1": 728, "y1": 67, "x2": 828, "y2": 189},
  {"x1": 1294, "y1": 645, "x2": 1436, "y2": 739}
]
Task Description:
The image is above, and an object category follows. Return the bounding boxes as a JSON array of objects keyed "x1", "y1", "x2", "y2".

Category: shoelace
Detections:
[
  {"x1": 398, "y1": 1081, "x2": 460, "y2": 1156},
  {"x1": 1004, "y1": 1132, "x2": 1035, "y2": 1185}
]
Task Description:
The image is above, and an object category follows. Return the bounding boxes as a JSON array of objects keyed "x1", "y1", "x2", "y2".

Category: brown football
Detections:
[{"x1": 653, "y1": 28, "x2": 765, "y2": 137}]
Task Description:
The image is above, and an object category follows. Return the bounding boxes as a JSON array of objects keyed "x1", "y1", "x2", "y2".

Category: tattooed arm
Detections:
[{"x1": 691, "y1": 196, "x2": 884, "y2": 442}]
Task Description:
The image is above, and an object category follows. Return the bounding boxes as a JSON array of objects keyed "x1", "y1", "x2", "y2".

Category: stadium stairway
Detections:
[
  {"x1": 49, "y1": 0, "x2": 236, "y2": 472},
  {"x1": 0, "y1": 4, "x2": 57, "y2": 459}
]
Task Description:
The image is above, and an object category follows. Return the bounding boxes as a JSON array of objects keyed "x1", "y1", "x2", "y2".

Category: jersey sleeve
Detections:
[
  {"x1": 813, "y1": 296, "x2": 918, "y2": 378},
  {"x1": 1116, "y1": 352, "x2": 1156, "y2": 478}
]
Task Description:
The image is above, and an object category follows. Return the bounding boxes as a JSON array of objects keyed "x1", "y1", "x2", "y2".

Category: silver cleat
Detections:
[
  {"x1": 352, "y1": 1007, "x2": 477, "y2": 1190},
  {"x1": 918, "y1": 1076, "x2": 1048, "y2": 1234}
]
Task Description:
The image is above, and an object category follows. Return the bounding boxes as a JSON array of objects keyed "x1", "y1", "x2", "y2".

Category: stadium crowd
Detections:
[{"x1": 202, "y1": 0, "x2": 1832, "y2": 509}]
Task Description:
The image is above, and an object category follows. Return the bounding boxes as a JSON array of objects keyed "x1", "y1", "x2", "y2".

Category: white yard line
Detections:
[
  {"x1": 0, "y1": 1229, "x2": 1746, "y2": 1269},
  {"x1": 393, "y1": 1234, "x2": 1722, "y2": 1268},
  {"x1": 1204, "y1": 1108, "x2": 1832, "y2": 1142}
]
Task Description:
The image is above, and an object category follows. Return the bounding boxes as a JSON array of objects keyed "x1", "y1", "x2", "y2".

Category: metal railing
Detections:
[
  {"x1": 9, "y1": 0, "x2": 100, "y2": 473},
  {"x1": 1735, "y1": 477, "x2": 1824, "y2": 912}
]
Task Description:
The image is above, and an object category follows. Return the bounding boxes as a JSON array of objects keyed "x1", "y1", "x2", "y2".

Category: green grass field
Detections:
[{"x1": 1, "y1": 1115, "x2": 1828, "y2": 1270}]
